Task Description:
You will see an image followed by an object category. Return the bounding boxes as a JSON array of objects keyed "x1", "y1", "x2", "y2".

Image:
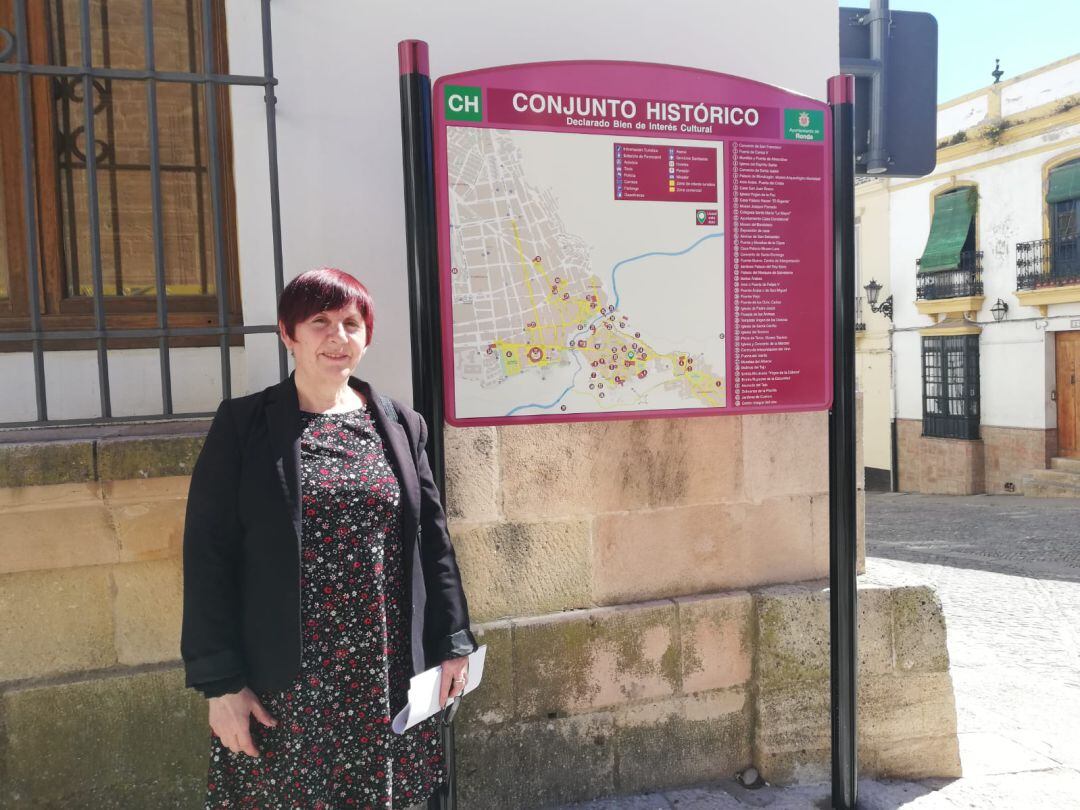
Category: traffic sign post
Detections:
[{"x1": 840, "y1": 1, "x2": 938, "y2": 176}]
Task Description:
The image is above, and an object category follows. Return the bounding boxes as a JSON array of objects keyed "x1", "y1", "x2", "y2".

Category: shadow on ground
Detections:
[{"x1": 866, "y1": 492, "x2": 1080, "y2": 585}]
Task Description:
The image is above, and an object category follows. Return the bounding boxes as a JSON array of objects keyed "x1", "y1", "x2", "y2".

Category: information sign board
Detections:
[{"x1": 433, "y1": 62, "x2": 833, "y2": 425}]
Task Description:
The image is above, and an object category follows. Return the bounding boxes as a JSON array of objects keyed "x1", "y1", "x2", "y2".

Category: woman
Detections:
[{"x1": 182, "y1": 267, "x2": 476, "y2": 809}]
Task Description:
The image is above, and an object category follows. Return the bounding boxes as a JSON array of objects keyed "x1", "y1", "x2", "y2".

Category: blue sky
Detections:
[{"x1": 887, "y1": 0, "x2": 1079, "y2": 102}]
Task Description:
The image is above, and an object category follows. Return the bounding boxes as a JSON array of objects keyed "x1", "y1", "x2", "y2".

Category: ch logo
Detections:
[{"x1": 445, "y1": 86, "x2": 482, "y2": 121}]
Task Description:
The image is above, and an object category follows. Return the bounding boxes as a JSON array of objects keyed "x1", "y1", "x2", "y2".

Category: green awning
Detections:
[
  {"x1": 1047, "y1": 160, "x2": 1080, "y2": 204},
  {"x1": 918, "y1": 188, "x2": 976, "y2": 273}
]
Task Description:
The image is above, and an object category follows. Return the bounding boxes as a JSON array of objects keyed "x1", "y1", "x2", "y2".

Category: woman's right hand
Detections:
[{"x1": 208, "y1": 687, "x2": 278, "y2": 757}]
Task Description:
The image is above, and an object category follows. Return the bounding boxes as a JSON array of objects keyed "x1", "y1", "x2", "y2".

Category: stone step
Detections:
[
  {"x1": 1021, "y1": 468, "x2": 1080, "y2": 498},
  {"x1": 1028, "y1": 469, "x2": 1080, "y2": 486},
  {"x1": 1050, "y1": 456, "x2": 1080, "y2": 474}
]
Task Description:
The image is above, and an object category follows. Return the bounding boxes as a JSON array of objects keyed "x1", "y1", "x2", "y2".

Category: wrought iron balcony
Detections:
[
  {"x1": 1016, "y1": 236, "x2": 1080, "y2": 290},
  {"x1": 915, "y1": 251, "x2": 984, "y2": 300},
  {"x1": 854, "y1": 296, "x2": 866, "y2": 331}
]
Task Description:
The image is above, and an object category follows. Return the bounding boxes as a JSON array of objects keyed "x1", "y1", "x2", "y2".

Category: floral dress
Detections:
[{"x1": 205, "y1": 407, "x2": 445, "y2": 809}]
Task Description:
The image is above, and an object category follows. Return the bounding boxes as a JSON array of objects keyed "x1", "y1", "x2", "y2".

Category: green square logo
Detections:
[
  {"x1": 784, "y1": 109, "x2": 824, "y2": 141},
  {"x1": 445, "y1": 85, "x2": 482, "y2": 121}
]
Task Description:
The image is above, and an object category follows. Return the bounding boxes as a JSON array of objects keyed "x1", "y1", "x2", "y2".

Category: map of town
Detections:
[{"x1": 447, "y1": 127, "x2": 727, "y2": 419}]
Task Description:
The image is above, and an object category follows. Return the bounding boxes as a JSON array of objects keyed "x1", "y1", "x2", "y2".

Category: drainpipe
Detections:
[{"x1": 890, "y1": 327, "x2": 900, "y2": 491}]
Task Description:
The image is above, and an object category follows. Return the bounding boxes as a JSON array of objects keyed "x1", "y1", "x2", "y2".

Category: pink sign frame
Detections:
[{"x1": 433, "y1": 61, "x2": 834, "y2": 427}]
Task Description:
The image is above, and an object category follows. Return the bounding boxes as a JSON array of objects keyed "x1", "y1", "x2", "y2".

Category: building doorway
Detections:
[{"x1": 1057, "y1": 330, "x2": 1080, "y2": 458}]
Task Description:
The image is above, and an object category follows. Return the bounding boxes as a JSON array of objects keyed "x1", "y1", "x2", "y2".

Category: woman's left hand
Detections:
[{"x1": 439, "y1": 656, "x2": 469, "y2": 708}]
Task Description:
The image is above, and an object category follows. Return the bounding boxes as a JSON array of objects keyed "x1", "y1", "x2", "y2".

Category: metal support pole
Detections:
[
  {"x1": 13, "y1": 0, "x2": 48, "y2": 421},
  {"x1": 80, "y1": 0, "x2": 113, "y2": 417},
  {"x1": 864, "y1": 0, "x2": 890, "y2": 173},
  {"x1": 397, "y1": 38, "x2": 455, "y2": 810},
  {"x1": 828, "y1": 73, "x2": 858, "y2": 810},
  {"x1": 260, "y1": 0, "x2": 288, "y2": 381},
  {"x1": 143, "y1": 0, "x2": 175, "y2": 415},
  {"x1": 201, "y1": 0, "x2": 232, "y2": 400}
]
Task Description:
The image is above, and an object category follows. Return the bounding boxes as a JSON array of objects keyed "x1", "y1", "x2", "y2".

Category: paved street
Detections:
[
  {"x1": 557, "y1": 492, "x2": 1080, "y2": 809},
  {"x1": 862, "y1": 493, "x2": 1080, "y2": 806}
]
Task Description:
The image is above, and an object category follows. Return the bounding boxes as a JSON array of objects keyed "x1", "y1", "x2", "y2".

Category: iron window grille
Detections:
[
  {"x1": 915, "y1": 251, "x2": 984, "y2": 300},
  {"x1": 1018, "y1": 159, "x2": 1080, "y2": 290},
  {"x1": 922, "y1": 333, "x2": 980, "y2": 440},
  {"x1": 1016, "y1": 179, "x2": 1080, "y2": 291},
  {"x1": 1016, "y1": 235, "x2": 1080, "y2": 290},
  {"x1": 0, "y1": 0, "x2": 286, "y2": 428}
]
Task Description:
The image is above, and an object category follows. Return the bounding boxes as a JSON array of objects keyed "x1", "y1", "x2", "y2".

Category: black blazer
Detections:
[{"x1": 181, "y1": 374, "x2": 476, "y2": 695}]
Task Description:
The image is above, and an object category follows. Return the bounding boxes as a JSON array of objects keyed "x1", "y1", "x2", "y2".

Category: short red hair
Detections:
[{"x1": 277, "y1": 268, "x2": 375, "y2": 346}]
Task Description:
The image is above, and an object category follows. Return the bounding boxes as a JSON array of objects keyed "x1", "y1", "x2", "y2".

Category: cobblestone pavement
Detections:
[{"x1": 556, "y1": 492, "x2": 1080, "y2": 809}]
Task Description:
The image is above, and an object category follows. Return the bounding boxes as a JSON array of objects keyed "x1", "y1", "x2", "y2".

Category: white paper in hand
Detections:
[{"x1": 392, "y1": 645, "x2": 487, "y2": 734}]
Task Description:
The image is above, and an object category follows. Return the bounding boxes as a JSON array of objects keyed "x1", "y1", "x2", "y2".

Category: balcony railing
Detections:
[
  {"x1": 854, "y1": 296, "x2": 866, "y2": 331},
  {"x1": 1016, "y1": 236, "x2": 1080, "y2": 290},
  {"x1": 915, "y1": 251, "x2": 984, "y2": 300}
]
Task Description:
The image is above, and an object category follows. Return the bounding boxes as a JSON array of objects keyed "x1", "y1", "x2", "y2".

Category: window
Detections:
[
  {"x1": 919, "y1": 187, "x2": 976, "y2": 272},
  {"x1": 922, "y1": 334, "x2": 980, "y2": 440},
  {"x1": 916, "y1": 186, "x2": 982, "y2": 300},
  {"x1": 0, "y1": 0, "x2": 240, "y2": 349},
  {"x1": 1047, "y1": 157, "x2": 1080, "y2": 281}
]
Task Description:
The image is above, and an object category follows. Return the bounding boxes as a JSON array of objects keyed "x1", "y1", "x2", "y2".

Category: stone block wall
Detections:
[
  {"x1": 453, "y1": 571, "x2": 960, "y2": 807},
  {"x1": 0, "y1": 437, "x2": 200, "y2": 687},
  {"x1": 982, "y1": 425, "x2": 1057, "y2": 493},
  {"x1": 896, "y1": 419, "x2": 986, "y2": 494},
  {"x1": 0, "y1": 574, "x2": 958, "y2": 808},
  {"x1": 2, "y1": 669, "x2": 207, "y2": 807},
  {"x1": 752, "y1": 573, "x2": 960, "y2": 784},
  {"x1": 897, "y1": 419, "x2": 1057, "y2": 495},
  {"x1": 0, "y1": 435, "x2": 205, "y2": 806},
  {"x1": 0, "y1": 405, "x2": 962, "y2": 808},
  {"x1": 445, "y1": 412, "x2": 841, "y2": 620},
  {"x1": 454, "y1": 595, "x2": 753, "y2": 807}
]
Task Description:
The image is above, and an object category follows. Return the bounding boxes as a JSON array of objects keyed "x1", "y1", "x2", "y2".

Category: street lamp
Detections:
[
  {"x1": 863, "y1": 278, "x2": 893, "y2": 321},
  {"x1": 991, "y1": 298, "x2": 1009, "y2": 322}
]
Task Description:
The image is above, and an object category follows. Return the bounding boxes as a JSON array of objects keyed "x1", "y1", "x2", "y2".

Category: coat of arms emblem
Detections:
[{"x1": 798, "y1": 111, "x2": 811, "y2": 128}]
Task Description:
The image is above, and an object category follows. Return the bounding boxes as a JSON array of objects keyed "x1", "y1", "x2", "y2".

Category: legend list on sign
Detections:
[
  {"x1": 614, "y1": 143, "x2": 718, "y2": 202},
  {"x1": 729, "y1": 141, "x2": 827, "y2": 409}
]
